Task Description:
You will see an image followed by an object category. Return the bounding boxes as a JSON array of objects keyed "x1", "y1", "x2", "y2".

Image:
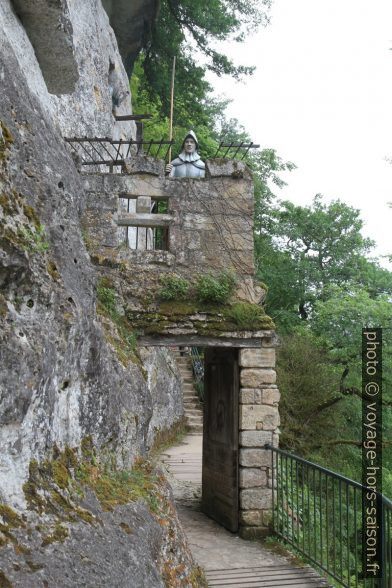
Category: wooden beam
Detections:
[{"x1": 117, "y1": 213, "x2": 173, "y2": 227}]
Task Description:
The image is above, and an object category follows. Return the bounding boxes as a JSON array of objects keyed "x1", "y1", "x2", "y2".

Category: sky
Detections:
[{"x1": 206, "y1": 0, "x2": 392, "y2": 267}]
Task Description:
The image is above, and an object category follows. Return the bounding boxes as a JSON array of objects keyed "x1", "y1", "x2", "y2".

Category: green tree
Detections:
[
  {"x1": 141, "y1": 0, "x2": 271, "y2": 120},
  {"x1": 256, "y1": 195, "x2": 376, "y2": 326}
]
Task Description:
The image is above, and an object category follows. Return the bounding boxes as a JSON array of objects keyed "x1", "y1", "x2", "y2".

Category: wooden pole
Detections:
[{"x1": 168, "y1": 56, "x2": 176, "y2": 163}]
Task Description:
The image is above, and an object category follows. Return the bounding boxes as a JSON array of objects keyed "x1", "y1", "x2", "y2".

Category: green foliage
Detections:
[
  {"x1": 274, "y1": 462, "x2": 363, "y2": 587},
  {"x1": 75, "y1": 459, "x2": 160, "y2": 513},
  {"x1": 277, "y1": 333, "x2": 343, "y2": 456},
  {"x1": 139, "y1": 0, "x2": 271, "y2": 123},
  {"x1": 256, "y1": 195, "x2": 380, "y2": 328},
  {"x1": 158, "y1": 274, "x2": 190, "y2": 300},
  {"x1": 96, "y1": 282, "x2": 118, "y2": 319},
  {"x1": 226, "y1": 301, "x2": 268, "y2": 328},
  {"x1": 96, "y1": 278, "x2": 139, "y2": 363},
  {"x1": 196, "y1": 271, "x2": 237, "y2": 304},
  {"x1": 19, "y1": 224, "x2": 49, "y2": 253}
]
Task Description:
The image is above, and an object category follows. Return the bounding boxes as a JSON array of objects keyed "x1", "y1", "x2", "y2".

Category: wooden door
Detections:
[{"x1": 202, "y1": 348, "x2": 239, "y2": 532}]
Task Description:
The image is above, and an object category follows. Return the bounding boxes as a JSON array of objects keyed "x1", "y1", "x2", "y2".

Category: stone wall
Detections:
[
  {"x1": 238, "y1": 342, "x2": 280, "y2": 538},
  {"x1": 82, "y1": 157, "x2": 265, "y2": 306}
]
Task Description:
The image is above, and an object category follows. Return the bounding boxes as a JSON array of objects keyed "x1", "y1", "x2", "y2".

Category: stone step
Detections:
[
  {"x1": 187, "y1": 414, "x2": 203, "y2": 422},
  {"x1": 185, "y1": 408, "x2": 203, "y2": 417},
  {"x1": 183, "y1": 383, "x2": 196, "y2": 390},
  {"x1": 187, "y1": 421, "x2": 203, "y2": 429},
  {"x1": 180, "y1": 373, "x2": 194, "y2": 381},
  {"x1": 184, "y1": 400, "x2": 201, "y2": 408}
]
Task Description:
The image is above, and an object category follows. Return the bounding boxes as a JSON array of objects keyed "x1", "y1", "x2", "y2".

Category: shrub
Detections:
[
  {"x1": 196, "y1": 272, "x2": 236, "y2": 304},
  {"x1": 96, "y1": 281, "x2": 118, "y2": 319},
  {"x1": 226, "y1": 302, "x2": 265, "y2": 327},
  {"x1": 158, "y1": 274, "x2": 190, "y2": 300}
]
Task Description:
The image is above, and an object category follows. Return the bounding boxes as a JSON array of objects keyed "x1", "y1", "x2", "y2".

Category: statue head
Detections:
[{"x1": 181, "y1": 130, "x2": 199, "y2": 154}]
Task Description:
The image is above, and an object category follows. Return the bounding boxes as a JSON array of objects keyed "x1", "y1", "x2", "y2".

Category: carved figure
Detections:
[{"x1": 166, "y1": 130, "x2": 205, "y2": 178}]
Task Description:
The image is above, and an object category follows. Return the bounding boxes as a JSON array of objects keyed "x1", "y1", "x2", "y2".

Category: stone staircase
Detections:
[{"x1": 171, "y1": 348, "x2": 203, "y2": 434}]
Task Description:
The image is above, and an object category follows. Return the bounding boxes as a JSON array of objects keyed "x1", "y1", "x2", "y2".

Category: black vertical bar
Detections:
[
  {"x1": 285, "y1": 455, "x2": 289, "y2": 541},
  {"x1": 136, "y1": 122, "x2": 144, "y2": 154},
  {"x1": 320, "y1": 469, "x2": 323, "y2": 569},
  {"x1": 302, "y1": 463, "x2": 305, "y2": 554},
  {"x1": 296, "y1": 460, "x2": 299, "y2": 546},
  {"x1": 346, "y1": 484, "x2": 350, "y2": 586},
  {"x1": 354, "y1": 487, "x2": 358, "y2": 588},
  {"x1": 271, "y1": 450, "x2": 275, "y2": 533},
  {"x1": 388, "y1": 507, "x2": 391, "y2": 588},
  {"x1": 126, "y1": 197, "x2": 130, "y2": 246},
  {"x1": 339, "y1": 479, "x2": 343, "y2": 582},
  {"x1": 326, "y1": 474, "x2": 329, "y2": 576},
  {"x1": 280, "y1": 453, "x2": 284, "y2": 536},
  {"x1": 313, "y1": 468, "x2": 317, "y2": 563},
  {"x1": 290, "y1": 456, "x2": 294, "y2": 546},
  {"x1": 333, "y1": 478, "x2": 336, "y2": 577},
  {"x1": 307, "y1": 466, "x2": 311, "y2": 559}
]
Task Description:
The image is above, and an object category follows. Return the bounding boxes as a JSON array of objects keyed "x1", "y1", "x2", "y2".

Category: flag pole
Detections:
[{"x1": 168, "y1": 56, "x2": 176, "y2": 164}]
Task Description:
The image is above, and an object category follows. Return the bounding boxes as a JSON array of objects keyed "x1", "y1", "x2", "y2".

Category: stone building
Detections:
[{"x1": 82, "y1": 153, "x2": 280, "y2": 538}]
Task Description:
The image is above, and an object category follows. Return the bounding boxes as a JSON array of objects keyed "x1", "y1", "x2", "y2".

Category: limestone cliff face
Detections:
[
  {"x1": 102, "y1": 0, "x2": 159, "y2": 75},
  {"x1": 0, "y1": 0, "x2": 193, "y2": 583}
]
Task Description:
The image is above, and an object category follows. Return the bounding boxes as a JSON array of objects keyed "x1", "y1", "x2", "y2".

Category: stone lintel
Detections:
[
  {"x1": 139, "y1": 335, "x2": 264, "y2": 348},
  {"x1": 117, "y1": 212, "x2": 173, "y2": 227}
]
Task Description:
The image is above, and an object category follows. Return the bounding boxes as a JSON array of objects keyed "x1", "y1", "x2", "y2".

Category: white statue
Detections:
[{"x1": 166, "y1": 130, "x2": 205, "y2": 178}]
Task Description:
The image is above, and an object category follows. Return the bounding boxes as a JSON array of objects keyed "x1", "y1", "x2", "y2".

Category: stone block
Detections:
[
  {"x1": 136, "y1": 195, "x2": 152, "y2": 213},
  {"x1": 239, "y1": 348, "x2": 276, "y2": 368},
  {"x1": 240, "y1": 368, "x2": 276, "y2": 387},
  {"x1": 240, "y1": 405, "x2": 280, "y2": 430},
  {"x1": 240, "y1": 488, "x2": 273, "y2": 510},
  {"x1": 239, "y1": 467, "x2": 267, "y2": 488},
  {"x1": 239, "y1": 526, "x2": 269, "y2": 540},
  {"x1": 260, "y1": 388, "x2": 281, "y2": 406},
  {"x1": 240, "y1": 389, "x2": 255, "y2": 404},
  {"x1": 239, "y1": 449, "x2": 272, "y2": 468},
  {"x1": 240, "y1": 430, "x2": 273, "y2": 447},
  {"x1": 206, "y1": 158, "x2": 250, "y2": 179},
  {"x1": 123, "y1": 155, "x2": 164, "y2": 176},
  {"x1": 240, "y1": 510, "x2": 263, "y2": 527},
  {"x1": 254, "y1": 389, "x2": 262, "y2": 404}
]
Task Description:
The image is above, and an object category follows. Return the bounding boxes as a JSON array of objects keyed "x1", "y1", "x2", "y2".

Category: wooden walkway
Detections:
[{"x1": 161, "y1": 435, "x2": 330, "y2": 588}]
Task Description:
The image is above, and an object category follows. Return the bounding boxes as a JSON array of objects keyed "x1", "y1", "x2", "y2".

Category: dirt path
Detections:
[{"x1": 160, "y1": 435, "x2": 330, "y2": 587}]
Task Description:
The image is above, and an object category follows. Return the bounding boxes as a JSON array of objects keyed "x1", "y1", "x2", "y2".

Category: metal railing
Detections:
[
  {"x1": 213, "y1": 141, "x2": 260, "y2": 159},
  {"x1": 65, "y1": 137, "x2": 173, "y2": 171},
  {"x1": 267, "y1": 446, "x2": 392, "y2": 588},
  {"x1": 190, "y1": 347, "x2": 204, "y2": 402}
]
